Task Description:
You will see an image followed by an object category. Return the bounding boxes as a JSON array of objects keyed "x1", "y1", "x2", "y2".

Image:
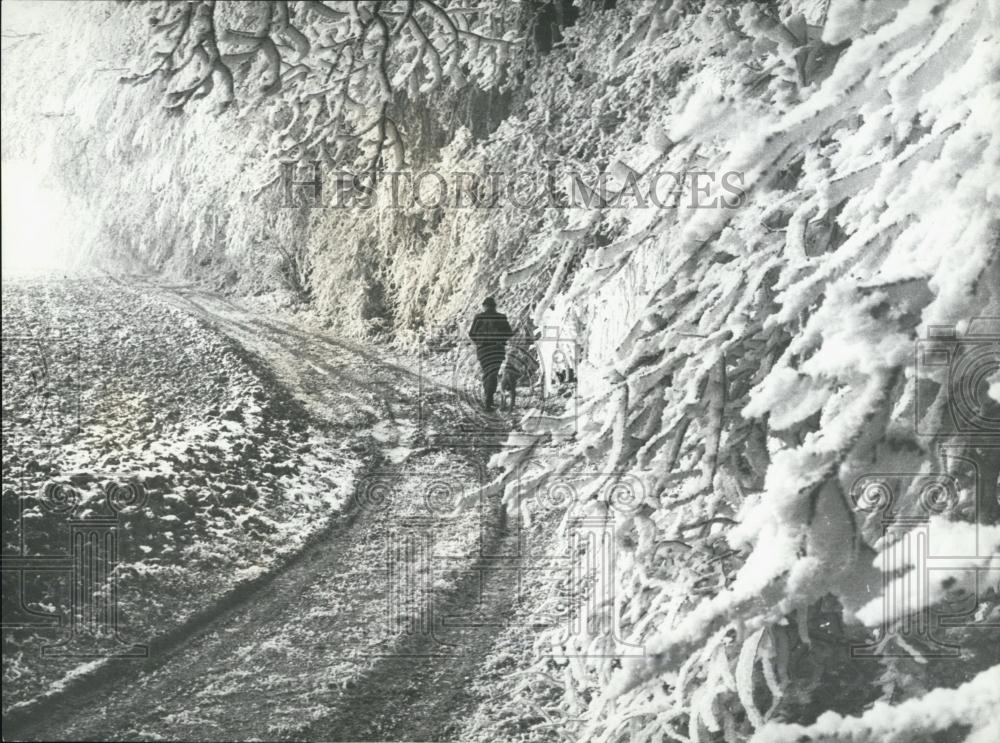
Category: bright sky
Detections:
[
  {"x1": 2, "y1": 1, "x2": 92, "y2": 279},
  {"x1": 1, "y1": 159, "x2": 81, "y2": 277}
]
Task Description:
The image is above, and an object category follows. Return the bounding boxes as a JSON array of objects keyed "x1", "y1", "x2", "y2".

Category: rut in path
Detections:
[{"x1": 9, "y1": 284, "x2": 531, "y2": 742}]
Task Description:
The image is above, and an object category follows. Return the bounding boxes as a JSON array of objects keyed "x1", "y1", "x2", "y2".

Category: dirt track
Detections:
[{"x1": 7, "y1": 284, "x2": 528, "y2": 742}]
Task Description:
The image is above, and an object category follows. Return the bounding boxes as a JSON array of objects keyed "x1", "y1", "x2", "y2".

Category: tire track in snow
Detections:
[{"x1": 8, "y1": 283, "x2": 524, "y2": 742}]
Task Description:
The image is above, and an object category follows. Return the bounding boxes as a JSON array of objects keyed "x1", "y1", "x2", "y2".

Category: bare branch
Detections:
[{"x1": 123, "y1": 0, "x2": 521, "y2": 168}]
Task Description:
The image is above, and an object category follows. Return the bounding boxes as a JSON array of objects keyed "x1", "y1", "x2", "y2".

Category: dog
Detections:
[{"x1": 498, "y1": 361, "x2": 520, "y2": 410}]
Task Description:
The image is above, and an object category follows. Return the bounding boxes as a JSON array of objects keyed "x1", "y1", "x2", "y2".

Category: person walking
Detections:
[{"x1": 468, "y1": 297, "x2": 514, "y2": 411}]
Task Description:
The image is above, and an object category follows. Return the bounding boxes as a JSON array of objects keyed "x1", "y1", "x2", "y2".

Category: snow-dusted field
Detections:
[
  {"x1": 2, "y1": 277, "x2": 355, "y2": 715},
  {"x1": 3, "y1": 276, "x2": 564, "y2": 741}
]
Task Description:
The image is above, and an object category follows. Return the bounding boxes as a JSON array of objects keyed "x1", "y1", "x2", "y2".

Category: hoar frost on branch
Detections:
[
  {"x1": 473, "y1": 0, "x2": 1000, "y2": 741},
  {"x1": 124, "y1": 0, "x2": 518, "y2": 173},
  {"x1": 111, "y1": 0, "x2": 1000, "y2": 741}
]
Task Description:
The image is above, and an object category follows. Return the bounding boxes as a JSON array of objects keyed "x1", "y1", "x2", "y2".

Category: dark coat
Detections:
[{"x1": 468, "y1": 311, "x2": 514, "y2": 362}]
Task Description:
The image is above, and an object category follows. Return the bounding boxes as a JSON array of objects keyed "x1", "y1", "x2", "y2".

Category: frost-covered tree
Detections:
[
  {"x1": 472, "y1": 1, "x2": 1000, "y2": 741},
  {"x1": 124, "y1": 0, "x2": 523, "y2": 172}
]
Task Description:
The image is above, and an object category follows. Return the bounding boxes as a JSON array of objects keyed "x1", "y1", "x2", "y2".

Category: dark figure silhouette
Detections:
[{"x1": 468, "y1": 297, "x2": 514, "y2": 410}]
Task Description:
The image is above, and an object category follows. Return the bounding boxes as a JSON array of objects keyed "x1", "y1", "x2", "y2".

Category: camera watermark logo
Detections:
[
  {"x1": 417, "y1": 326, "x2": 578, "y2": 447},
  {"x1": 1, "y1": 477, "x2": 149, "y2": 658},
  {"x1": 509, "y1": 465, "x2": 648, "y2": 658},
  {"x1": 355, "y1": 467, "x2": 493, "y2": 656},
  {"x1": 915, "y1": 317, "x2": 1000, "y2": 439},
  {"x1": 849, "y1": 448, "x2": 999, "y2": 659},
  {"x1": 371, "y1": 465, "x2": 649, "y2": 659},
  {"x1": 1, "y1": 332, "x2": 83, "y2": 448}
]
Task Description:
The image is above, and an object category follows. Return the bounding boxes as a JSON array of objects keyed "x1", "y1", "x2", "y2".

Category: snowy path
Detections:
[{"x1": 10, "y1": 284, "x2": 524, "y2": 742}]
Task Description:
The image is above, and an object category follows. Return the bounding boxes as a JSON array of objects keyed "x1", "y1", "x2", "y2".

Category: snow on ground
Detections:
[
  {"x1": 3, "y1": 277, "x2": 571, "y2": 742},
  {"x1": 2, "y1": 277, "x2": 357, "y2": 713}
]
